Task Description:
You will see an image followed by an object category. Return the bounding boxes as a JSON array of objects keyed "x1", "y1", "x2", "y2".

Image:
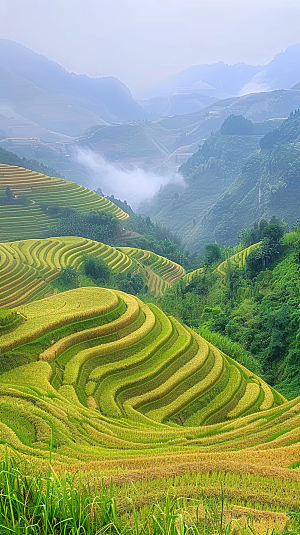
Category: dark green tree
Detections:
[
  {"x1": 117, "y1": 272, "x2": 145, "y2": 295},
  {"x1": 82, "y1": 256, "x2": 112, "y2": 284},
  {"x1": 220, "y1": 114, "x2": 253, "y2": 135},
  {"x1": 204, "y1": 243, "x2": 222, "y2": 265},
  {"x1": 6, "y1": 187, "x2": 14, "y2": 201},
  {"x1": 58, "y1": 266, "x2": 80, "y2": 289}
]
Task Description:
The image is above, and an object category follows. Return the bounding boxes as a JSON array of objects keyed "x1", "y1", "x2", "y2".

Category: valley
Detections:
[{"x1": 1, "y1": 35, "x2": 300, "y2": 534}]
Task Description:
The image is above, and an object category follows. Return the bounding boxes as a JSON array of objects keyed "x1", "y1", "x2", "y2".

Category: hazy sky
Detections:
[{"x1": 1, "y1": 0, "x2": 300, "y2": 95}]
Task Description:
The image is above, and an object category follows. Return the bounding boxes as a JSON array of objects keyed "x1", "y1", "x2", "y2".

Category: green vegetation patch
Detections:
[{"x1": 0, "y1": 308, "x2": 22, "y2": 333}]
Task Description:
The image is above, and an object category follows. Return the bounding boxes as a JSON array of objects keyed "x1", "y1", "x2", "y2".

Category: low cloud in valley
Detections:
[{"x1": 75, "y1": 148, "x2": 185, "y2": 210}]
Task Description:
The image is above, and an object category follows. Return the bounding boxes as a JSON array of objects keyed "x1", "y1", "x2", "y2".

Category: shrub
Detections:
[
  {"x1": 0, "y1": 309, "x2": 17, "y2": 327},
  {"x1": 117, "y1": 272, "x2": 145, "y2": 295},
  {"x1": 57, "y1": 266, "x2": 80, "y2": 289},
  {"x1": 82, "y1": 255, "x2": 112, "y2": 284}
]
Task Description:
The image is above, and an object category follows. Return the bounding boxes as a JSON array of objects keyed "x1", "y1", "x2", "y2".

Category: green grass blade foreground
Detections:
[
  {"x1": 1, "y1": 456, "x2": 287, "y2": 534},
  {"x1": 0, "y1": 456, "x2": 121, "y2": 534}
]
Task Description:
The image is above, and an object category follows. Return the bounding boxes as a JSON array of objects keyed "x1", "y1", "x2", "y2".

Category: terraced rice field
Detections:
[
  {"x1": 181, "y1": 244, "x2": 262, "y2": 283},
  {"x1": 0, "y1": 286, "x2": 290, "y2": 469},
  {"x1": 183, "y1": 267, "x2": 204, "y2": 283},
  {"x1": 0, "y1": 164, "x2": 128, "y2": 241},
  {"x1": 118, "y1": 247, "x2": 185, "y2": 296},
  {"x1": 216, "y1": 243, "x2": 262, "y2": 276},
  {"x1": 0, "y1": 237, "x2": 185, "y2": 307}
]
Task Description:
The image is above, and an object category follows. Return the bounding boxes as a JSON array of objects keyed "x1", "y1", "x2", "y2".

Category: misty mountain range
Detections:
[
  {"x1": 2, "y1": 39, "x2": 300, "y2": 139},
  {"x1": 141, "y1": 43, "x2": 300, "y2": 101},
  {"x1": 0, "y1": 39, "x2": 147, "y2": 138}
]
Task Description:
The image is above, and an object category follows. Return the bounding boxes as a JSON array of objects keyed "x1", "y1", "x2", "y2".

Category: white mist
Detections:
[{"x1": 75, "y1": 148, "x2": 185, "y2": 210}]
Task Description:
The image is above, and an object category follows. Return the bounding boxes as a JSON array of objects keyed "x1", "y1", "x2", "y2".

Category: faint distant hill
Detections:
[
  {"x1": 0, "y1": 40, "x2": 148, "y2": 137},
  {"x1": 3, "y1": 87, "x2": 300, "y2": 183},
  {"x1": 136, "y1": 93, "x2": 217, "y2": 119},
  {"x1": 142, "y1": 44, "x2": 300, "y2": 100},
  {"x1": 155, "y1": 89, "x2": 300, "y2": 145},
  {"x1": 243, "y1": 44, "x2": 300, "y2": 94},
  {"x1": 139, "y1": 62, "x2": 259, "y2": 99}
]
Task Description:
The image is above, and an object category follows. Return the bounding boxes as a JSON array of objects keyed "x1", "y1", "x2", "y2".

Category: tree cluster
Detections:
[
  {"x1": 239, "y1": 217, "x2": 285, "y2": 247},
  {"x1": 0, "y1": 187, "x2": 31, "y2": 207},
  {"x1": 56, "y1": 255, "x2": 147, "y2": 297},
  {"x1": 260, "y1": 108, "x2": 300, "y2": 150},
  {"x1": 220, "y1": 114, "x2": 253, "y2": 135},
  {"x1": 0, "y1": 147, "x2": 60, "y2": 177},
  {"x1": 0, "y1": 308, "x2": 18, "y2": 327},
  {"x1": 156, "y1": 226, "x2": 300, "y2": 399},
  {"x1": 45, "y1": 210, "x2": 121, "y2": 245}
]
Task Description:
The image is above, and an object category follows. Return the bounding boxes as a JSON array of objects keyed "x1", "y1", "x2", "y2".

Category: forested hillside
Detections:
[
  {"x1": 190, "y1": 109, "x2": 300, "y2": 249},
  {"x1": 142, "y1": 111, "x2": 300, "y2": 251},
  {"x1": 140, "y1": 117, "x2": 263, "y2": 246},
  {"x1": 0, "y1": 146, "x2": 61, "y2": 177},
  {"x1": 156, "y1": 222, "x2": 300, "y2": 400}
]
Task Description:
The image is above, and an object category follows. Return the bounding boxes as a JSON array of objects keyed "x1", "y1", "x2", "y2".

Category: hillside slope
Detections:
[
  {"x1": 140, "y1": 130, "x2": 262, "y2": 241},
  {"x1": 0, "y1": 164, "x2": 128, "y2": 241},
  {"x1": 143, "y1": 110, "x2": 300, "y2": 251},
  {"x1": 137, "y1": 92, "x2": 217, "y2": 119},
  {"x1": 0, "y1": 237, "x2": 185, "y2": 305},
  {"x1": 78, "y1": 121, "x2": 176, "y2": 161},
  {"x1": 154, "y1": 89, "x2": 300, "y2": 145},
  {"x1": 189, "y1": 110, "x2": 300, "y2": 249},
  {"x1": 159, "y1": 233, "x2": 300, "y2": 400}
]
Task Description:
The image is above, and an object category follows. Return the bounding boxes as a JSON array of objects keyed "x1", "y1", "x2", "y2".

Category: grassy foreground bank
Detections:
[{"x1": 0, "y1": 454, "x2": 298, "y2": 535}]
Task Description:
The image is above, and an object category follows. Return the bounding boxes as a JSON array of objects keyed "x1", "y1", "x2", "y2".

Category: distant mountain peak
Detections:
[
  {"x1": 139, "y1": 43, "x2": 300, "y2": 101},
  {"x1": 0, "y1": 39, "x2": 148, "y2": 137}
]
